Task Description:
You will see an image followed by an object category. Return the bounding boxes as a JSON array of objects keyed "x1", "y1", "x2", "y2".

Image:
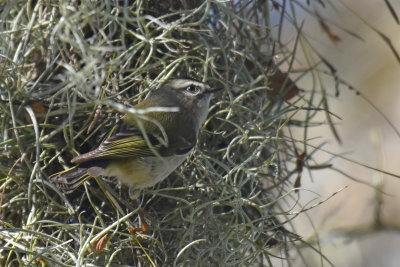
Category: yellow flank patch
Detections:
[{"x1": 104, "y1": 158, "x2": 150, "y2": 186}]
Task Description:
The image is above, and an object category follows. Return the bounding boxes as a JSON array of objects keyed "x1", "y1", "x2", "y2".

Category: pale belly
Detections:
[{"x1": 102, "y1": 153, "x2": 190, "y2": 189}]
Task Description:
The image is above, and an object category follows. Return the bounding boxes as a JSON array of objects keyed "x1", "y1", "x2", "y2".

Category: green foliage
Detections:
[{"x1": 0, "y1": 0, "x2": 326, "y2": 266}]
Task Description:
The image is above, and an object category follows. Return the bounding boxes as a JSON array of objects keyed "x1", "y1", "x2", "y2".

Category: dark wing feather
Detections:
[
  {"x1": 71, "y1": 109, "x2": 198, "y2": 164},
  {"x1": 71, "y1": 134, "x2": 160, "y2": 164}
]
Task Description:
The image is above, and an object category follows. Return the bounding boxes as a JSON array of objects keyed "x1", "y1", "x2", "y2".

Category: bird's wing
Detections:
[
  {"x1": 71, "y1": 133, "x2": 161, "y2": 163},
  {"x1": 71, "y1": 130, "x2": 195, "y2": 164}
]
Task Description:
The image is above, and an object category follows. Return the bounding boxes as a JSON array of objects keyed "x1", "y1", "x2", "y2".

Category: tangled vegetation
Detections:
[{"x1": 0, "y1": 0, "x2": 378, "y2": 266}]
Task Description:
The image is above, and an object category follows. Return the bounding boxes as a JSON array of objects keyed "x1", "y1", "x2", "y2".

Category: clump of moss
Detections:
[{"x1": 0, "y1": 1, "x2": 332, "y2": 266}]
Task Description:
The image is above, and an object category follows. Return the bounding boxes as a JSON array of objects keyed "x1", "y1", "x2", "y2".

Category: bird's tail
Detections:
[{"x1": 49, "y1": 166, "x2": 91, "y2": 194}]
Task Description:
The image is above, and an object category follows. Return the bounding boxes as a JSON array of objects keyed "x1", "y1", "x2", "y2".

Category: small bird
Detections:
[{"x1": 50, "y1": 78, "x2": 220, "y2": 194}]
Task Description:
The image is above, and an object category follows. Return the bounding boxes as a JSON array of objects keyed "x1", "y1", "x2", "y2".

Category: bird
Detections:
[{"x1": 49, "y1": 78, "x2": 221, "y2": 195}]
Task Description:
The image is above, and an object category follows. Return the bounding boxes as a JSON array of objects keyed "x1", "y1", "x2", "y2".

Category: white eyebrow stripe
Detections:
[{"x1": 167, "y1": 79, "x2": 205, "y2": 88}]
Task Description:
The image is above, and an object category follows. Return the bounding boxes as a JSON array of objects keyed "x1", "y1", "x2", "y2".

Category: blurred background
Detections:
[{"x1": 274, "y1": 1, "x2": 400, "y2": 266}]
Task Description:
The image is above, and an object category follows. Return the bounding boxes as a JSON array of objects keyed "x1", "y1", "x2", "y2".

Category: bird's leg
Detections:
[
  {"x1": 129, "y1": 208, "x2": 148, "y2": 234},
  {"x1": 128, "y1": 187, "x2": 149, "y2": 234}
]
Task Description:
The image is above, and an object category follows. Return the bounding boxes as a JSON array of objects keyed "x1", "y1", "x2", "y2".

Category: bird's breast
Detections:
[{"x1": 104, "y1": 152, "x2": 190, "y2": 189}]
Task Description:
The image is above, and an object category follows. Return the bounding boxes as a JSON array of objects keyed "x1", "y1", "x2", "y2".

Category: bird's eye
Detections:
[{"x1": 186, "y1": 85, "x2": 200, "y2": 94}]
